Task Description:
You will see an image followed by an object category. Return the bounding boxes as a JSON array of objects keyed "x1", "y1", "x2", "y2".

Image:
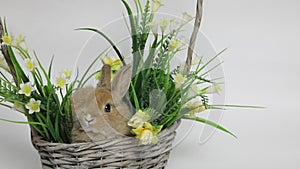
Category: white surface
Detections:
[{"x1": 0, "y1": 0, "x2": 299, "y2": 168}]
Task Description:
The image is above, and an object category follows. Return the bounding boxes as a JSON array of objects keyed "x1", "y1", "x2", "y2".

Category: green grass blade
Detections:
[
  {"x1": 184, "y1": 116, "x2": 237, "y2": 138},
  {"x1": 76, "y1": 27, "x2": 125, "y2": 65},
  {"x1": 0, "y1": 117, "x2": 46, "y2": 126}
]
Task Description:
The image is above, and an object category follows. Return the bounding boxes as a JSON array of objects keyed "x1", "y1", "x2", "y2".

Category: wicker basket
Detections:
[{"x1": 31, "y1": 121, "x2": 180, "y2": 169}]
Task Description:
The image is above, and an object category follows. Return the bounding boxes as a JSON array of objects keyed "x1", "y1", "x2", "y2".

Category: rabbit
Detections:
[{"x1": 70, "y1": 64, "x2": 133, "y2": 143}]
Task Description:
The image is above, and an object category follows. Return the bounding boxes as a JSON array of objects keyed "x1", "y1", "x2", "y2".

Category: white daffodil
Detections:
[
  {"x1": 173, "y1": 73, "x2": 186, "y2": 88},
  {"x1": 185, "y1": 101, "x2": 206, "y2": 117},
  {"x1": 24, "y1": 58, "x2": 36, "y2": 71},
  {"x1": 0, "y1": 51, "x2": 10, "y2": 72},
  {"x1": 13, "y1": 102, "x2": 26, "y2": 113},
  {"x1": 168, "y1": 39, "x2": 180, "y2": 51},
  {"x1": 62, "y1": 69, "x2": 72, "y2": 79},
  {"x1": 18, "y1": 82, "x2": 34, "y2": 97},
  {"x1": 55, "y1": 74, "x2": 67, "y2": 88},
  {"x1": 160, "y1": 18, "x2": 168, "y2": 33},
  {"x1": 152, "y1": 0, "x2": 163, "y2": 12},
  {"x1": 128, "y1": 109, "x2": 151, "y2": 128},
  {"x1": 149, "y1": 21, "x2": 158, "y2": 35},
  {"x1": 14, "y1": 34, "x2": 27, "y2": 49},
  {"x1": 205, "y1": 83, "x2": 222, "y2": 94},
  {"x1": 25, "y1": 98, "x2": 41, "y2": 114}
]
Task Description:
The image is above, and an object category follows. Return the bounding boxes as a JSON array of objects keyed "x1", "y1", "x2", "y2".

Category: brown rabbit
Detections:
[{"x1": 71, "y1": 64, "x2": 133, "y2": 143}]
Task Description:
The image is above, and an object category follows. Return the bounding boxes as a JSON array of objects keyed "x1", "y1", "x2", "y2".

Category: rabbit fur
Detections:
[{"x1": 71, "y1": 64, "x2": 133, "y2": 143}]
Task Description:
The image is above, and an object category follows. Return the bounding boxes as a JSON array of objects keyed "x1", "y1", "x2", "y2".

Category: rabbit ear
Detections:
[
  {"x1": 98, "y1": 64, "x2": 111, "y2": 90},
  {"x1": 111, "y1": 65, "x2": 132, "y2": 101}
]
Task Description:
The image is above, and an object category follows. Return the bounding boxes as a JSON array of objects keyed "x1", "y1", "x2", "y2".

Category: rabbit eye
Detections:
[{"x1": 104, "y1": 104, "x2": 111, "y2": 113}]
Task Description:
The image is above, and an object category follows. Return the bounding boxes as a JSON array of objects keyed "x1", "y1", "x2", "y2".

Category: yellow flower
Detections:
[
  {"x1": 62, "y1": 69, "x2": 72, "y2": 79},
  {"x1": 24, "y1": 58, "x2": 36, "y2": 71},
  {"x1": 1, "y1": 35, "x2": 12, "y2": 45},
  {"x1": 18, "y1": 82, "x2": 34, "y2": 96},
  {"x1": 160, "y1": 18, "x2": 168, "y2": 32},
  {"x1": 56, "y1": 75, "x2": 67, "y2": 88},
  {"x1": 132, "y1": 122, "x2": 163, "y2": 145},
  {"x1": 102, "y1": 55, "x2": 113, "y2": 65},
  {"x1": 25, "y1": 98, "x2": 41, "y2": 114},
  {"x1": 111, "y1": 59, "x2": 122, "y2": 71},
  {"x1": 173, "y1": 73, "x2": 186, "y2": 88},
  {"x1": 149, "y1": 21, "x2": 158, "y2": 35},
  {"x1": 128, "y1": 109, "x2": 151, "y2": 128},
  {"x1": 152, "y1": 0, "x2": 163, "y2": 12},
  {"x1": 95, "y1": 71, "x2": 101, "y2": 81},
  {"x1": 102, "y1": 56, "x2": 122, "y2": 71}
]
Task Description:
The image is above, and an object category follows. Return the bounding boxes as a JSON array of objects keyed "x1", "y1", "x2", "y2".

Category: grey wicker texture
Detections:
[{"x1": 31, "y1": 121, "x2": 180, "y2": 169}]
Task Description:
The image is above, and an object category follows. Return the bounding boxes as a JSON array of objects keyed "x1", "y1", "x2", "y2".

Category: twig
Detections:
[
  {"x1": 184, "y1": 0, "x2": 203, "y2": 73},
  {"x1": 0, "y1": 17, "x2": 18, "y2": 85}
]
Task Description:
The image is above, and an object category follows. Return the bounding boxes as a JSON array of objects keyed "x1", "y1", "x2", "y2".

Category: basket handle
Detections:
[{"x1": 184, "y1": 0, "x2": 203, "y2": 73}]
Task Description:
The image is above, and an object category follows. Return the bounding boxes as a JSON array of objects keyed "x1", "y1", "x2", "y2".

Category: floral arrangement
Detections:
[{"x1": 0, "y1": 0, "x2": 244, "y2": 146}]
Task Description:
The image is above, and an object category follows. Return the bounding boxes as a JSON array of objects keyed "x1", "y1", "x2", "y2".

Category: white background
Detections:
[{"x1": 0, "y1": 0, "x2": 299, "y2": 168}]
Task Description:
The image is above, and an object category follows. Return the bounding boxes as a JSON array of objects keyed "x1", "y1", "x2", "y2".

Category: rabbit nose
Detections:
[{"x1": 85, "y1": 114, "x2": 94, "y2": 125}]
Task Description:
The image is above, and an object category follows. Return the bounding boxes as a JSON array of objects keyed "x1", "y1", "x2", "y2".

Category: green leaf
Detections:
[
  {"x1": 76, "y1": 27, "x2": 125, "y2": 65},
  {"x1": 0, "y1": 117, "x2": 46, "y2": 126},
  {"x1": 184, "y1": 116, "x2": 237, "y2": 138}
]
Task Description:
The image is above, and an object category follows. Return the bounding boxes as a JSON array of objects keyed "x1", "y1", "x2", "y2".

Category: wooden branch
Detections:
[
  {"x1": 184, "y1": 0, "x2": 203, "y2": 73},
  {"x1": 0, "y1": 17, "x2": 19, "y2": 85}
]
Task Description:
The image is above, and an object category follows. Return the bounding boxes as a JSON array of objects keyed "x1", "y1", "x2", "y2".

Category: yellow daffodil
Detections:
[
  {"x1": 24, "y1": 58, "x2": 36, "y2": 71},
  {"x1": 1, "y1": 35, "x2": 12, "y2": 45},
  {"x1": 128, "y1": 109, "x2": 151, "y2": 128},
  {"x1": 132, "y1": 122, "x2": 163, "y2": 145},
  {"x1": 56, "y1": 75, "x2": 67, "y2": 88},
  {"x1": 62, "y1": 69, "x2": 72, "y2": 79},
  {"x1": 152, "y1": 0, "x2": 163, "y2": 12},
  {"x1": 111, "y1": 59, "x2": 122, "y2": 71},
  {"x1": 173, "y1": 73, "x2": 186, "y2": 88},
  {"x1": 25, "y1": 98, "x2": 41, "y2": 114},
  {"x1": 149, "y1": 21, "x2": 158, "y2": 35},
  {"x1": 102, "y1": 55, "x2": 113, "y2": 65},
  {"x1": 160, "y1": 18, "x2": 168, "y2": 33},
  {"x1": 102, "y1": 56, "x2": 122, "y2": 71},
  {"x1": 18, "y1": 82, "x2": 34, "y2": 97}
]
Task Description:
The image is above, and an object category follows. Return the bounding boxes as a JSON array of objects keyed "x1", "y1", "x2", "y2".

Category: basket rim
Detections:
[{"x1": 31, "y1": 120, "x2": 181, "y2": 147}]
